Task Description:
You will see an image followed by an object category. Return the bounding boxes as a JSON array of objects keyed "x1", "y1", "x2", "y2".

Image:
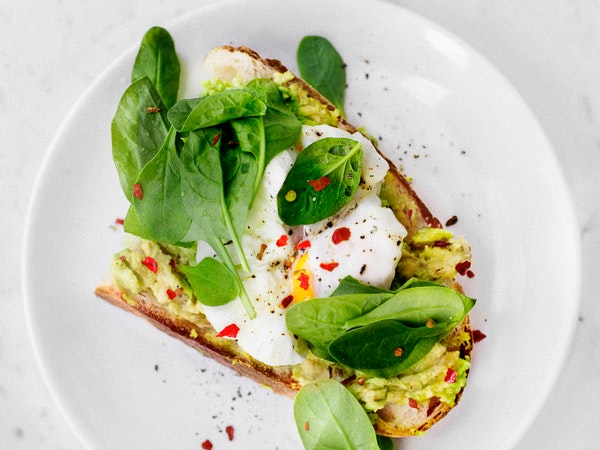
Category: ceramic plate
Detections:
[{"x1": 23, "y1": 0, "x2": 580, "y2": 448}]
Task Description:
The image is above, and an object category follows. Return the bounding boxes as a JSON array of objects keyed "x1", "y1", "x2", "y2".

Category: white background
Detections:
[{"x1": 1, "y1": 0, "x2": 599, "y2": 448}]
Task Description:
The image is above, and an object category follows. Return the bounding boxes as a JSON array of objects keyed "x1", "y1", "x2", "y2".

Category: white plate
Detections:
[{"x1": 23, "y1": 0, "x2": 581, "y2": 448}]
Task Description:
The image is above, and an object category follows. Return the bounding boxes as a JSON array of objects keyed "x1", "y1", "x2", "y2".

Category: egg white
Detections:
[{"x1": 198, "y1": 125, "x2": 407, "y2": 366}]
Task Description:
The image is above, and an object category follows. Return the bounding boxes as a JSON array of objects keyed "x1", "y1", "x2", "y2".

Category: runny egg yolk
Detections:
[{"x1": 291, "y1": 251, "x2": 314, "y2": 302}]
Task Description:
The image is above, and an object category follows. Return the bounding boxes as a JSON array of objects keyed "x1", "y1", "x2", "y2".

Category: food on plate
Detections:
[{"x1": 96, "y1": 27, "x2": 476, "y2": 448}]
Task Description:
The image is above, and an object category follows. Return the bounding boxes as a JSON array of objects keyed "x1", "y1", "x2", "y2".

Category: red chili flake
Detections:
[
  {"x1": 217, "y1": 323, "x2": 240, "y2": 338},
  {"x1": 473, "y1": 329, "x2": 487, "y2": 343},
  {"x1": 445, "y1": 368, "x2": 458, "y2": 383},
  {"x1": 394, "y1": 347, "x2": 404, "y2": 357},
  {"x1": 201, "y1": 440, "x2": 213, "y2": 450},
  {"x1": 296, "y1": 239, "x2": 311, "y2": 250},
  {"x1": 332, "y1": 227, "x2": 351, "y2": 244},
  {"x1": 166, "y1": 289, "x2": 177, "y2": 300},
  {"x1": 279, "y1": 295, "x2": 294, "y2": 308},
  {"x1": 308, "y1": 175, "x2": 331, "y2": 192},
  {"x1": 304, "y1": 421, "x2": 310, "y2": 431},
  {"x1": 212, "y1": 133, "x2": 221, "y2": 146},
  {"x1": 455, "y1": 260, "x2": 471, "y2": 276},
  {"x1": 407, "y1": 209, "x2": 414, "y2": 221},
  {"x1": 466, "y1": 269, "x2": 475, "y2": 278},
  {"x1": 319, "y1": 262, "x2": 339, "y2": 272},
  {"x1": 147, "y1": 106, "x2": 160, "y2": 113},
  {"x1": 408, "y1": 398, "x2": 419, "y2": 409},
  {"x1": 115, "y1": 217, "x2": 125, "y2": 225},
  {"x1": 169, "y1": 258, "x2": 176, "y2": 270},
  {"x1": 433, "y1": 240, "x2": 450, "y2": 248},
  {"x1": 276, "y1": 234, "x2": 288, "y2": 247},
  {"x1": 141, "y1": 256, "x2": 158, "y2": 273},
  {"x1": 119, "y1": 255, "x2": 127, "y2": 261},
  {"x1": 357, "y1": 378, "x2": 365, "y2": 386},
  {"x1": 225, "y1": 425, "x2": 235, "y2": 441},
  {"x1": 298, "y1": 273, "x2": 310, "y2": 290},
  {"x1": 133, "y1": 183, "x2": 143, "y2": 200}
]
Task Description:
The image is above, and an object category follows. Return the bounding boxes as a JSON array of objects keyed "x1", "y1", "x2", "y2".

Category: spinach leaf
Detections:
[
  {"x1": 168, "y1": 89, "x2": 267, "y2": 132},
  {"x1": 277, "y1": 137, "x2": 362, "y2": 225},
  {"x1": 332, "y1": 276, "x2": 394, "y2": 296},
  {"x1": 297, "y1": 36, "x2": 347, "y2": 117},
  {"x1": 129, "y1": 127, "x2": 191, "y2": 244},
  {"x1": 344, "y1": 285, "x2": 475, "y2": 330},
  {"x1": 376, "y1": 435, "x2": 395, "y2": 450},
  {"x1": 181, "y1": 257, "x2": 239, "y2": 306},
  {"x1": 286, "y1": 292, "x2": 392, "y2": 359},
  {"x1": 131, "y1": 26, "x2": 180, "y2": 108},
  {"x1": 328, "y1": 320, "x2": 450, "y2": 378},
  {"x1": 245, "y1": 78, "x2": 302, "y2": 161},
  {"x1": 294, "y1": 379, "x2": 380, "y2": 450},
  {"x1": 230, "y1": 117, "x2": 266, "y2": 197},
  {"x1": 178, "y1": 128, "x2": 256, "y2": 317},
  {"x1": 165, "y1": 97, "x2": 204, "y2": 129},
  {"x1": 111, "y1": 77, "x2": 169, "y2": 201}
]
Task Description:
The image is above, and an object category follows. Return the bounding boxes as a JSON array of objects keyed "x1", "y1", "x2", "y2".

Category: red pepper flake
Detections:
[
  {"x1": 308, "y1": 175, "x2": 331, "y2": 192},
  {"x1": 119, "y1": 255, "x2": 127, "y2": 261},
  {"x1": 279, "y1": 294, "x2": 294, "y2": 308},
  {"x1": 445, "y1": 368, "x2": 458, "y2": 384},
  {"x1": 455, "y1": 260, "x2": 471, "y2": 276},
  {"x1": 433, "y1": 240, "x2": 450, "y2": 248},
  {"x1": 298, "y1": 273, "x2": 310, "y2": 290},
  {"x1": 147, "y1": 106, "x2": 160, "y2": 113},
  {"x1": 133, "y1": 183, "x2": 143, "y2": 200},
  {"x1": 304, "y1": 421, "x2": 310, "y2": 431},
  {"x1": 357, "y1": 378, "x2": 365, "y2": 386},
  {"x1": 169, "y1": 258, "x2": 176, "y2": 270},
  {"x1": 141, "y1": 256, "x2": 158, "y2": 273},
  {"x1": 394, "y1": 347, "x2": 404, "y2": 357},
  {"x1": 225, "y1": 425, "x2": 235, "y2": 441},
  {"x1": 276, "y1": 234, "x2": 288, "y2": 247},
  {"x1": 407, "y1": 209, "x2": 414, "y2": 221},
  {"x1": 319, "y1": 262, "x2": 339, "y2": 272},
  {"x1": 201, "y1": 440, "x2": 213, "y2": 450},
  {"x1": 332, "y1": 227, "x2": 351, "y2": 244},
  {"x1": 473, "y1": 329, "x2": 487, "y2": 343},
  {"x1": 466, "y1": 269, "x2": 475, "y2": 278},
  {"x1": 166, "y1": 289, "x2": 177, "y2": 300},
  {"x1": 408, "y1": 398, "x2": 419, "y2": 409},
  {"x1": 296, "y1": 239, "x2": 311, "y2": 250},
  {"x1": 217, "y1": 323, "x2": 240, "y2": 338},
  {"x1": 212, "y1": 132, "x2": 221, "y2": 146},
  {"x1": 115, "y1": 217, "x2": 124, "y2": 225}
]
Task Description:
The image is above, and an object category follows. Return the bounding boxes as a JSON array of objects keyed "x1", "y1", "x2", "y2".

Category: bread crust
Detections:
[{"x1": 97, "y1": 45, "x2": 473, "y2": 438}]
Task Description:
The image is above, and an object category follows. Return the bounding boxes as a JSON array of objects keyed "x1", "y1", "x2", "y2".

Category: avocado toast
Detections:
[{"x1": 96, "y1": 28, "x2": 475, "y2": 445}]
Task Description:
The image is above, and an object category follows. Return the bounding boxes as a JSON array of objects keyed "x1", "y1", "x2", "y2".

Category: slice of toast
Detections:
[{"x1": 96, "y1": 45, "x2": 473, "y2": 438}]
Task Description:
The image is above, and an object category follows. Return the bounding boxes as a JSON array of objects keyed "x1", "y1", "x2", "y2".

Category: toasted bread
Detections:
[{"x1": 96, "y1": 45, "x2": 473, "y2": 438}]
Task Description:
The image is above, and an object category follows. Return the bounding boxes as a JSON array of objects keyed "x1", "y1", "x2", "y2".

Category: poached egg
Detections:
[{"x1": 198, "y1": 125, "x2": 407, "y2": 366}]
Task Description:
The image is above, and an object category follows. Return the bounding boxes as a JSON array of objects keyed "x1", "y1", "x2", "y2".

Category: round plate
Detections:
[{"x1": 22, "y1": 0, "x2": 581, "y2": 448}]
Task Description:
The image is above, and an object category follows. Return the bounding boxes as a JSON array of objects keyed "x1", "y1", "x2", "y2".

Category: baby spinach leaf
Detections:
[
  {"x1": 178, "y1": 128, "x2": 255, "y2": 317},
  {"x1": 294, "y1": 379, "x2": 380, "y2": 450},
  {"x1": 344, "y1": 286, "x2": 475, "y2": 330},
  {"x1": 181, "y1": 257, "x2": 239, "y2": 306},
  {"x1": 328, "y1": 320, "x2": 450, "y2": 378},
  {"x1": 332, "y1": 276, "x2": 394, "y2": 296},
  {"x1": 286, "y1": 292, "x2": 392, "y2": 359},
  {"x1": 277, "y1": 137, "x2": 362, "y2": 225},
  {"x1": 131, "y1": 26, "x2": 180, "y2": 108},
  {"x1": 230, "y1": 117, "x2": 266, "y2": 197},
  {"x1": 169, "y1": 89, "x2": 267, "y2": 132},
  {"x1": 297, "y1": 35, "x2": 347, "y2": 117},
  {"x1": 111, "y1": 77, "x2": 169, "y2": 201},
  {"x1": 130, "y1": 127, "x2": 191, "y2": 244},
  {"x1": 165, "y1": 97, "x2": 204, "y2": 130},
  {"x1": 244, "y1": 78, "x2": 302, "y2": 161}
]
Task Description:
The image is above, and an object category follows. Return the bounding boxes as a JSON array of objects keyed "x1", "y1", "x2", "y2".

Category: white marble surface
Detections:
[{"x1": 2, "y1": 0, "x2": 599, "y2": 448}]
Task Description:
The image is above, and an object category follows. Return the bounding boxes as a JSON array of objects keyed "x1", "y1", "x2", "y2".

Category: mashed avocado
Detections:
[
  {"x1": 110, "y1": 236, "x2": 203, "y2": 321},
  {"x1": 398, "y1": 227, "x2": 472, "y2": 282},
  {"x1": 293, "y1": 337, "x2": 470, "y2": 417}
]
